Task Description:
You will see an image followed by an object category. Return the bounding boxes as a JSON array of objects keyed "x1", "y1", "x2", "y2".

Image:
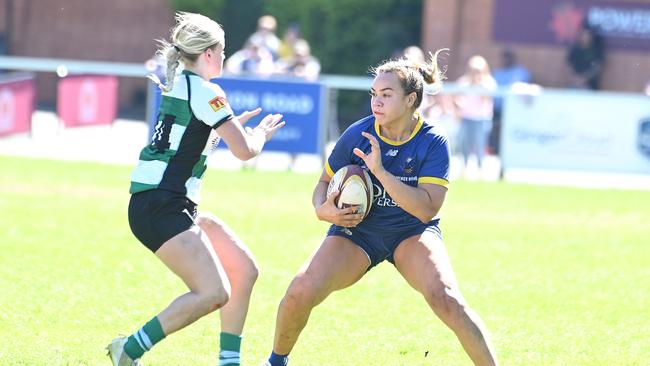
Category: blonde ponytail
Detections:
[
  {"x1": 147, "y1": 40, "x2": 182, "y2": 92},
  {"x1": 147, "y1": 12, "x2": 225, "y2": 92}
]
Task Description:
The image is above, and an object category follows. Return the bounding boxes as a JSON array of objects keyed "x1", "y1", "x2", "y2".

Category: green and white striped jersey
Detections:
[{"x1": 130, "y1": 70, "x2": 234, "y2": 204}]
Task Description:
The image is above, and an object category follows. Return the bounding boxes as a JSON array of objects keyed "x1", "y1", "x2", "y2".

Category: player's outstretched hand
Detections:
[
  {"x1": 236, "y1": 107, "x2": 262, "y2": 125},
  {"x1": 253, "y1": 113, "x2": 286, "y2": 141},
  {"x1": 316, "y1": 189, "x2": 364, "y2": 227}
]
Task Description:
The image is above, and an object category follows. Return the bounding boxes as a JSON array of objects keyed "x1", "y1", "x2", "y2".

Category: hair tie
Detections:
[
  {"x1": 416, "y1": 64, "x2": 426, "y2": 76},
  {"x1": 173, "y1": 44, "x2": 180, "y2": 52}
]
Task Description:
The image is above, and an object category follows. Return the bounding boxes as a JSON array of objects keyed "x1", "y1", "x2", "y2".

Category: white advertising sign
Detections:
[{"x1": 501, "y1": 90, "x2": 650, "y2": 175}]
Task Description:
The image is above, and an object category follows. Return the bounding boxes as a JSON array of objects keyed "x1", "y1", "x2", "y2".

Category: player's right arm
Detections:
[{"x1": 217, "y1": 111, "x2": 284, "y2": 160}]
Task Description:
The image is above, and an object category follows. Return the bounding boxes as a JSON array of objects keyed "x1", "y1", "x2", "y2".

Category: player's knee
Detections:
[
  {"x1": 200, "y1": 285, "x2": 230, "y2": 314},
  {"x1": 238, "y1": 258, "x2": 260, "y2": 289},
  {"x1": 281, "y1": 276, "x2": 318, "y2": 311},
  {"x1": 425, "y1": 285, "x2": 466, "y2": 319}
]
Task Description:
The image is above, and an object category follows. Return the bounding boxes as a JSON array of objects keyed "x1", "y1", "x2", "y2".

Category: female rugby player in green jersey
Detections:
[
  {"x1": 106, "y1": 12, "x2": 284, "y2": 366},
  {"x1": 262, "y1": 51, "x2": 498, "y2": 366}
]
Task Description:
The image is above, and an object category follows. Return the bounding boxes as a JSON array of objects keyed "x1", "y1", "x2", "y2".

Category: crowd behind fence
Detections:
[{"x1": 1, "y1": 55, "x2": 649, "y2": 182}]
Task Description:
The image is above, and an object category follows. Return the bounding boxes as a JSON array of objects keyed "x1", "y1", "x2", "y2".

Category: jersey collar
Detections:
[
  {"x1": 374, "y1": 112, "x2": 424, "y2": 146},
  {"x1": 181, "y1": 70, "x2": 200, "y2": 77}
]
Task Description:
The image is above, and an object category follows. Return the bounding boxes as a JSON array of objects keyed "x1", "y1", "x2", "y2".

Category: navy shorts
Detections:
[
  {"x1": 327, "y1": 219, "x2": 442, "y2": 270},
  {"x1": 128, "y1": 189, "x2": 198, "y2": 252}
]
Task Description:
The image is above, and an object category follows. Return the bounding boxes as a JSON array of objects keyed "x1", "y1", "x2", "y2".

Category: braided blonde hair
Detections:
[{"x1": 148, "y1": 12, "x2": 225, "y2": 92}]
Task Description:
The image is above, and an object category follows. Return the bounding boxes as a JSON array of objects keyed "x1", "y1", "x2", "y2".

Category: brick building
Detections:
[
  {"x1": 0, "y1": 0, "x2": 172, "y2": 108},
  {"x1": 422, "y1": 0, "x2": 650, "y2": 93}
]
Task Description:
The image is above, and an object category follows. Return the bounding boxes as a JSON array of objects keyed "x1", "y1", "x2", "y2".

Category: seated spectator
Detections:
[
  {"x1": 277, "y1": 24, "x2": 300, "y2": 61},
  {"x1": 224, "y1": 39, "x2": 275, "y2": 77},
  {"x1": 247, "y1": 15, "x2": 281, "y2": 59},
  {"x1": 276, "y1": 39, "x2": 321, "y2": 81}
]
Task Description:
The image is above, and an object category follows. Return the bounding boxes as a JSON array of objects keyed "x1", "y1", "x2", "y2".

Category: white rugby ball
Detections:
[{"x1": 326, "y1": 164, "x2": 374, "y2": 218}]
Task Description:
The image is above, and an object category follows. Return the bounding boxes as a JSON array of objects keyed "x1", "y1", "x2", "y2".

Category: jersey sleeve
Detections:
[
  {"x1": 325, "y1": 126, "x2": 357, "y2": 177},
  {"x1": 418, "y1": 134, "x2": 451, "y2": 188},
  {"x1": 190, "y1": 80, "x2": 235, "y2": 129}
]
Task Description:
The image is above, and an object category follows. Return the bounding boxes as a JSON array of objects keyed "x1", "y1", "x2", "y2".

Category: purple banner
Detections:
[{"x1": 493, "y1": 0, "x2": 650, "y2": 51}]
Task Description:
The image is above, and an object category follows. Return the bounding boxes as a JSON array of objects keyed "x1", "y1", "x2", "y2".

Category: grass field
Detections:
[{"x1": 1, "y1": 155, "x2": 648, "y2": 366}]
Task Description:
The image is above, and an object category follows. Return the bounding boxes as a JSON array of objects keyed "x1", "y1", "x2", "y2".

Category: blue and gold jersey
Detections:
[{"x1": 326, "y1": 113, "x2": 450, "y2": 232}]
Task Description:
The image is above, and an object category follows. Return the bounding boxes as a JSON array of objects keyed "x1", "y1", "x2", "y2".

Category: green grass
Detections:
[{"x1": 0, "y1": 156, "x2": 648, "y2": 365}]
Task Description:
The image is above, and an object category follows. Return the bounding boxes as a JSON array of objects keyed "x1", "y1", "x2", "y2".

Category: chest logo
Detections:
[
  {"x1": 385, "y1": 149, "x2": 399, "y2": 157},
  {"x1": 402, "y1": 157, "x2": 415, "y2": 175}
]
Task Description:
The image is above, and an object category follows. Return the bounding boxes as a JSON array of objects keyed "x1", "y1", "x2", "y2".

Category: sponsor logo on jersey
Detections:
[
  {"x1": 373, "y1": 183, "x2": 399, "y2": 207},
  {"x1": 208, "y1": 96, "x2": 227, "y2": 112},
  {"x1": 385, "y1": 149, "x2": 399, "y2": 157}
]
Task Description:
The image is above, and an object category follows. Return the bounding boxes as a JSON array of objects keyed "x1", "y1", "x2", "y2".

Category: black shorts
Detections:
[{"x1": 128, "y1": 189, "x2": 198, "y2": 252}]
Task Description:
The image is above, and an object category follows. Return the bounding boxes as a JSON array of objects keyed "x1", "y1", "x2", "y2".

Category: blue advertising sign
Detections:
[
  {"x1": 215, "y1": 77, "x2": 325, "y2": 155},
  {"x1": 148, "y1": 76, "x2": 325, "y2": 154}
]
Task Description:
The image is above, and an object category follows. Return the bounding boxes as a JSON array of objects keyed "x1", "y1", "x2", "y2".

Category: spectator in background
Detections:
[
  {"x1": 421, "y1": 93, "x2": 459, "y2": 155},
  {"x1": 455, "y1": 55, "x2": 497, "y2": 178},
  {"x1": 491, "y1": 49, "x2": 531, "y2": 154},
  {"x1": 567, "y1": 25, "x2": 604, "y2": 90},
  {"x1": 224, "y1": 38, "x2": 275, "y2": 77},
  {"x1": 277, "y1": 24, "x2": 300, "y2": 61},
  {"x1": 247, "y1": 15, "x2": 281, "y2": 59},
  {"x1": 276, "y1": 39, "x2": 321, "y2": 81},
  {"x1": 403, "y1": 45, "x2": 426, "y2": 64}
]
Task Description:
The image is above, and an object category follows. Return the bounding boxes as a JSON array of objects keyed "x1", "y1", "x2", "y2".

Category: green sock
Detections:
[
  {"x1": 123, "y1": 316, "x2": 166, "y2": 360},
  {"x1": 219, "y1": 332, "x2": 242, "y2": 366}
]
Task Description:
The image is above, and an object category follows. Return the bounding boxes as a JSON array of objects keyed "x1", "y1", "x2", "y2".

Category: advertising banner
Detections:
[
  {"x1": 57, "y1": 75, "x2": 118, "y2": 127},
  {"x1": 147, "y1": 76, "x2": 325, "y2": 154},
  {"x1": 493, "y1": 0, "x2": 650, "y2": 51},
  {"x1": 501, "y1": 90, "x2": 650, "y2": 175},
  {"x1": 215, "y1": 77, "x2": 325, "y2": 155},
  {"x1": 0, "y1": 74, "x2": 35, "y2": 137}
]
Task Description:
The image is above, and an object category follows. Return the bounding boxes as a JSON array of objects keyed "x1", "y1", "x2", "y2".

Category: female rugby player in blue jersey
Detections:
[
  {"x1": 106, "y1": 12, "x2": 284, "y2": 366},
  {"x1": 262, "y1": 51, "x2": 498, "y2": 366}
]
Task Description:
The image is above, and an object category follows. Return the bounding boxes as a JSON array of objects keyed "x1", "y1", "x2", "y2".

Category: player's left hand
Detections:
[
  {"x1": 353, "y1": 132, "x2": 385, "y2": 176},
  {"x1": 236, "y1": 107, "x2": 262, "y2": 125}
]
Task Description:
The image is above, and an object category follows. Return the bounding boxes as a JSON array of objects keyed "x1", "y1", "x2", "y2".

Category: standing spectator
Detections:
[
  {"x1": 455, "y1": 55, "x2": 497, "y2": 177},
  {"x1": 421, "y1": 93, "x2": 459, "y2": 155},
  {"x1": 247, "y1": 15, "x2": 281, "y2": 59},
  {"x1": 403, "y1": 45, "x2": 426, "y2": 64},
  {"x1": 491, "y1": 49, "x2": 531, "y2": 154},
  {"x1": 567, "y1": 25, "x2": 605, "y2": 90}
]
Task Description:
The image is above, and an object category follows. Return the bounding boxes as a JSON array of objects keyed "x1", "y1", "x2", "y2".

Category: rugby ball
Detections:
[{"x1": 326, "y1": 165, "x2": 374, "y2": 218}]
